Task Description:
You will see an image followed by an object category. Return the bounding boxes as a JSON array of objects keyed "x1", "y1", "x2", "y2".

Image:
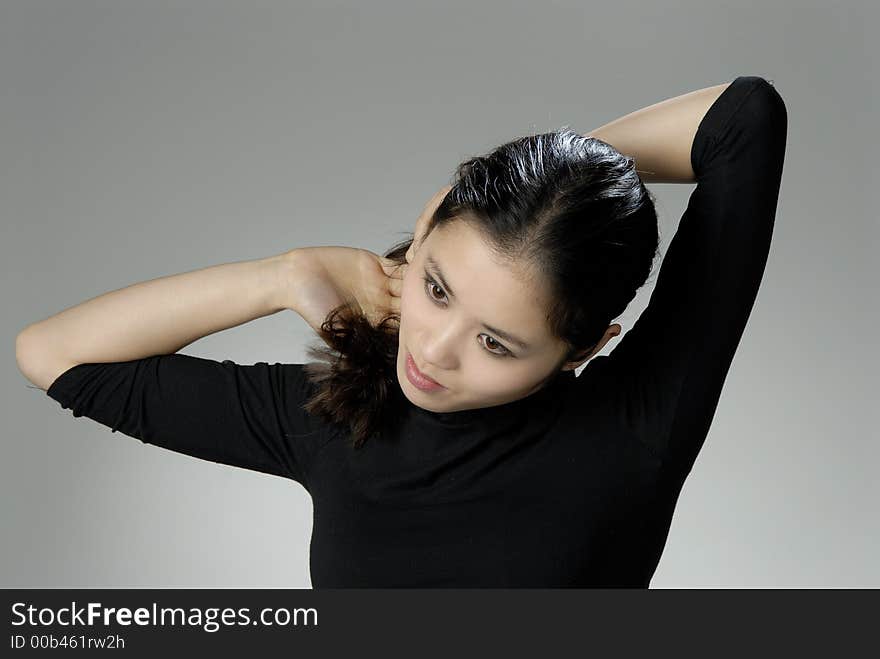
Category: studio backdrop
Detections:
[{"x1": 2, "y1": 0, "x2": 876, "y2": 588}]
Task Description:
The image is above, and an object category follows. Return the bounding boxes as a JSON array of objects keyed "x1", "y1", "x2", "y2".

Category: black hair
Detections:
[{"x1": 303, "y1": 127, "x2": 660, "y2": 448}]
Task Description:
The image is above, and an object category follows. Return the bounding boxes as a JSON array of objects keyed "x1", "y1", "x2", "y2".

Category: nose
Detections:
[{"x1": 418, "y1": 324, "x2": 459, "y2": 371}]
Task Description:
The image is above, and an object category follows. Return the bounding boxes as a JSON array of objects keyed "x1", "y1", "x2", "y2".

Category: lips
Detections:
[{"x1": 405, "y1": 351, "x2": 445, "y2": 392}]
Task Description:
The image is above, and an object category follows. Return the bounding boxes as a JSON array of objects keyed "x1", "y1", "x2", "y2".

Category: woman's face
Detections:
[{"x1": 396, "y1": 219, "x2": 574, "y2": 413}]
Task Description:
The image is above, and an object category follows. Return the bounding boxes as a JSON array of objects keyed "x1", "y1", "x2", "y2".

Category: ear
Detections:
[{"x1": 559, "y1": 324, "x2": 622, "y2": 371}]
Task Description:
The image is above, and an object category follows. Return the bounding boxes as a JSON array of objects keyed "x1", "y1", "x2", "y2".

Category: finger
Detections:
[
  {"x1": 384, "y1": 264, "x2": 404, "y2": 295},
  {"x1": 371, "y1": 296, "x2": 399, "y2": 324},
  {"x1": 387, "y1": 275, "x2": 403, "y2": 298},
  {"x1": 411, "y1": 185, "x2": 451, "y2": 255},
  {"x1": 380, "y1": 257, "x2": 405, "y2": 278},
  {"x1": 425, "y1": 184, "x2": 452, "y2": 209}
]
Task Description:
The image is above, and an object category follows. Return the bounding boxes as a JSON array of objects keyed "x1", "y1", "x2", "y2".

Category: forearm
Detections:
[
  {"x1": 17, "y1": 250, "x2": 296, "y2": 370},
  {"x1": 585, "y1": 80, "x2": 731, "y2": 184}
]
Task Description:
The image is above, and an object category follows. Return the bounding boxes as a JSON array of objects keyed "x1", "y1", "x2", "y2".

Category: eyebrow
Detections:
[{"x1": 425, "y1": 254, "x2": 531, "y2": 350}]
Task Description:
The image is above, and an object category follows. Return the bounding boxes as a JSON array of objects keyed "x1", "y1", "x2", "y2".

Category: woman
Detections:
[{"x1": 16, "y1": 75, "x2": 787, "y2": 587}]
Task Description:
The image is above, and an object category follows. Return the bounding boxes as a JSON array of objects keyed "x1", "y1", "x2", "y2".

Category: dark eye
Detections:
[
  {"x1": 423, "y1": 275, "x2": 447, "y2": 303},
  {"x1": 480, "y1": 335, "x2": 510, "y2": 357},
  {"x1": 423, "y1": 273, "x2": 511, "y2": 358}
]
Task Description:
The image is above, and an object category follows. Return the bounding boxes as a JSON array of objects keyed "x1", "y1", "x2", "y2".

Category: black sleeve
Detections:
[
  {"x1": 45, "y1": 353, "x2": 335, "y2": 490},
  {"x1": 582, "y1": 75, "x2": 788, "y2": 478}
]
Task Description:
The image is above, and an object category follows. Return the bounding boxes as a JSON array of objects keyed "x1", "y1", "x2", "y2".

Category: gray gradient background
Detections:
[{"x1": 3, "y1": 0, "x2": 876, "y2": 588}]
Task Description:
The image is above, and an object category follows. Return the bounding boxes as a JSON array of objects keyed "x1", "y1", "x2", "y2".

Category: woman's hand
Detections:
[
  {"x1": 285, "y1": 246, "x2": 405, "y2": 335},
  {"x1": 405, "y1": 185, "x2": 452, "y2": 265},
  {"x1": 283, "y1": 185, "x2": 451, "y2": 336}
]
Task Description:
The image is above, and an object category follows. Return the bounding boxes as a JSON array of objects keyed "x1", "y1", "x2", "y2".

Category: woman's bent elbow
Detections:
[{"x1": 15, "y1": 329, "x2": 77, "y2": 392}]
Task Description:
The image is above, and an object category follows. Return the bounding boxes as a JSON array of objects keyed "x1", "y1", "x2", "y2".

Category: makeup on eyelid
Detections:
[
  {"x1": 423, "y1": 255, "x2": 532, "y2": 351},
  {"x1": 421, "y1": 272, "x2": 513, "y2": 358}
]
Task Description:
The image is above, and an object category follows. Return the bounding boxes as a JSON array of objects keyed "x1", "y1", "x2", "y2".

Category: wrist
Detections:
[{"x1": 271, "y1": 248, "x2": 313, "y2": 313}]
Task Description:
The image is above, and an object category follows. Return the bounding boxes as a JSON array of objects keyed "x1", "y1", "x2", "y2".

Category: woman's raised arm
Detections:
[
  {"x1": 15, "y1": 250, "x2": 300, "y2": 391},
  {"x1": 579, "y1": 75, "x2": 787, "y2": 477},
  {"x1": 586, "y1": 80, "x2": 732, "y2": 184}
]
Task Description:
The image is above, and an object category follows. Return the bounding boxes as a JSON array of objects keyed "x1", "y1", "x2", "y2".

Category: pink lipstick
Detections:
[{"x1": 405, "y1": 352, "x2": 445, "y2": 392}]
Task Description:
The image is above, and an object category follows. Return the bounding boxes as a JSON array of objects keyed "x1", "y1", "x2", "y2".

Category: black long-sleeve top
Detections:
[{"x1": 44, "y1": 75, "x2": 787, "y2": 587}]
